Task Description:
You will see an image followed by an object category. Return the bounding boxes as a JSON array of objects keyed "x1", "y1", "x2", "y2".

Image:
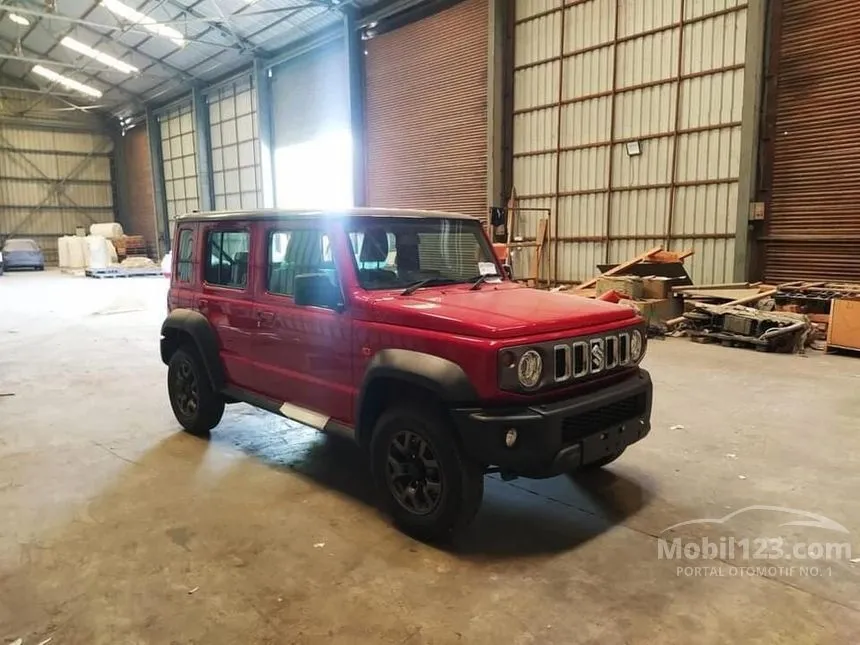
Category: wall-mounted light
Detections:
[{"x1": 626, "y1": 140, "x2": 642, "y2": 157}]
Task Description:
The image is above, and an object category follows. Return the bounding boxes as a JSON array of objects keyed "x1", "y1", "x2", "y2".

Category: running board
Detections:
[{"x1": 221, "y1": 386, "x2": 355, "y2": 439}]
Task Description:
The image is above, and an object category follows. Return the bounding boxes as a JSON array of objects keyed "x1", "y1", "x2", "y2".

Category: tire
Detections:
[
  {"x1": 167, "y1": 346, "x2": 224, "y2": 437},
  {"x1": 581, "y1": 448, "x2": 625, "y2": 470},
  {"x1": 371, "y1": 403, "x2": 483, "y2": 542},
  {"x1": 37, "y1": 265, "x2": 44, "y2": 271}
]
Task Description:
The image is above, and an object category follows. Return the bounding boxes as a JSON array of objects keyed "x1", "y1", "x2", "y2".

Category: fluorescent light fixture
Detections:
[
  {"x1": 9, "y1": 13, "x2": 29, "y2": 25},
  {"x1": 61, "y1": 37, "x2": 138, "y2": 74},
  {"x1": 31, "y1": 65, "x2": 102, "y2": 98},
  {"x1": 100, "y1": 0, "x2": 185, "y2": 46}
]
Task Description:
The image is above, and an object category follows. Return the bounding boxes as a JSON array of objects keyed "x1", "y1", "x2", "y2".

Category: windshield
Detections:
[
  {"x1": 3, "y1": 239, "x2": 38, "y2": 252},
  {"x1": 347, "y1": 217, "x2": 498, "y2": 291}
]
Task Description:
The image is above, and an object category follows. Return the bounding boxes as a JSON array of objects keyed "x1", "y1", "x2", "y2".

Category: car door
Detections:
[
  {"x1": 250, "y1": 219, "x2": 354, "y2": 428},
  {"x1": 198, "y1": 222, "x2": 259, "y2": 392}
]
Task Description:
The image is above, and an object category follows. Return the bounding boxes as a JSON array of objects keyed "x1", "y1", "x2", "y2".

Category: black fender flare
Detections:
[
  {"x1": 160, "y1": 308, "x2": 225, "y2": 390},
  {"x1": 355, "y1": 349, "x2": 478, "y2": 443}
]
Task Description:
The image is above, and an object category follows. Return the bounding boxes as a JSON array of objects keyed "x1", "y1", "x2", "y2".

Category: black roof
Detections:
[{"x1": 174, "y1": 207, "x2": 480, "y2": 223}]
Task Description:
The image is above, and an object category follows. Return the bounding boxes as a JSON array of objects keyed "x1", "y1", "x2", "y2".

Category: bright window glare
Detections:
[
  {"x1": 275, "y1": 129, "x2": 353, "y2": 209},
  {"x1": 100, "y1": 0, "x2": 185, "y2": 46},
  {"x1": 31, "y1": 65, "x2": 102, "y2": 98}
]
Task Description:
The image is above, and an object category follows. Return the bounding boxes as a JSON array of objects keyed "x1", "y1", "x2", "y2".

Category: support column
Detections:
[
  {"x1": 254, "y1": 58, "x2": 276, "y2": 208},
  {"x1": 192, "y1": 86, "x2": 214, "y2": 211},
  {"x1": 344, "y1": 7, "x2": 366, "y2": 207},
  {"x1": 734, "y1": 0, "x2": 769, "y2": 281},
  {"x1": 487, "y1": 0, "x2": 509, "y2": 211},
  {"x1": 146, "y1": 107, "x2": 169, "y2": 255}
]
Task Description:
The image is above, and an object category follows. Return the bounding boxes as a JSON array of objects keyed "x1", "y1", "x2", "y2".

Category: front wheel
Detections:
[
  {"x1": 167, "y1": 346, "x2": 224, "y2": 437},
  {"x1": 371, "y1": 404, "x2": 483, "y2": 542}
]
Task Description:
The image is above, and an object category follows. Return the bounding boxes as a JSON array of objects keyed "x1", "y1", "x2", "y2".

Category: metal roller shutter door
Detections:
[
  {"x1": 364, "y1": 0, "x2": 488, "y2": 218},
  {"x1": 764, "y1": 0, "x2": 860, "y2": 282}
]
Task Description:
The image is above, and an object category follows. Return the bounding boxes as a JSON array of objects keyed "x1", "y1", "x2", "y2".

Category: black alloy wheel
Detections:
[
  {"x1": 370, "y1": 404, "x2": 484, "y2": 541},
  {"x1": 167, "y1": 346, "x2": 224, "y2": 437},
  {"x1": 386, "y1": 430, "x2": 445, "y2": 516},
  {"x1": 173, "y1": 356, "x2": 199, "y2": 418}
]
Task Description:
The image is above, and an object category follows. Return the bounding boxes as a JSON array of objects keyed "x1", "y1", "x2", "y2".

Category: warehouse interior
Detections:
[{"x1": 2, "y1": 0, "x2": 860, "y2": 642}]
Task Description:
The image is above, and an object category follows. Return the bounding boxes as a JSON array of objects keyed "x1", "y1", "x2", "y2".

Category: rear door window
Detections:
[
  {"x1": 175, "y1": 229, "x2": 194, "y2": 283},
  {"x1": 205, "y1": 230, "x2": 250, "y2": 288}
]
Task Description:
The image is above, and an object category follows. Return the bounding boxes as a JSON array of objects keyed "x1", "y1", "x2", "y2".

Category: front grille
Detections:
[
  {"x1": 561, "y1": 393, "x2": 647, "y2": 443},
  {"x1": 555, "y1": 330, "x2": 633, "y2": 384}
]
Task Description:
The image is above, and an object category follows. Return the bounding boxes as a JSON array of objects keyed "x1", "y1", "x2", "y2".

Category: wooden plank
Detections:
[
  {"x1": 673, "y1": 282, "x2": 750, "y2": 292},
  {"x1": 575, "y1": 246, "x2": 663, "y2": 291},
  {"x1": 530, "y1": 218, "x2": 548, "y2": 284}
]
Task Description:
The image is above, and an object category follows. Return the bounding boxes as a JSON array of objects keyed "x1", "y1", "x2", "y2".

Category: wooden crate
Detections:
[{"x1": 827, "y1": 298, "x2": 860, "y2": 352}]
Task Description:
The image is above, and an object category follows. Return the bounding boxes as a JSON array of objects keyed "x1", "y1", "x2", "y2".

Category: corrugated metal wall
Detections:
[
  {"x1": 208, "y1": 76, "x2": 262, "y2": 210},
  {"x1": 364, "y1": 0, "x2": 489, "y2": 218},
  {"x1": 513, "y1": 0, "x2": 747, "y2": 284},
  {"x1": 0, "y1": 100, "x2": 114, "y2": 264},
  {"x1": 761, "y1": 0, "x2": 860, "y2": 282},
  {"x1": 158, "y1": 101, "x2": 199, "y2": 219}
]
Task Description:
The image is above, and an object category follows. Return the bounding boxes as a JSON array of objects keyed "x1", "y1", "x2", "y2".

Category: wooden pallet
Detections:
[{"x1": 85, "y1": 267, "x2": 163, "y2": 279}]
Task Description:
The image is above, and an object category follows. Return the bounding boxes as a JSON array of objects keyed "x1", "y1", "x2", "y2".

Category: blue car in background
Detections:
[{"x1": 1, "y1": 238, "x2": 45, "y2": 273}]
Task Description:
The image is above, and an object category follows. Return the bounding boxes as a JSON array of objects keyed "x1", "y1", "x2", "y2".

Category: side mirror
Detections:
[
  {"x1": 502, "y1": 264, "x2": 513, "y2": 280},
  {"x1": 294, "y1": 273, "x2": 343, "y2": 311}
]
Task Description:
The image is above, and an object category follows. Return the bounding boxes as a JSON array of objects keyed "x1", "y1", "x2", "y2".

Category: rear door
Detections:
[
  {"x1": 199, "y1": 223, "x2": 259, "y2": 392},
  {"x1": 250, "y1": 219, "x2": 354, "y2": 427}
]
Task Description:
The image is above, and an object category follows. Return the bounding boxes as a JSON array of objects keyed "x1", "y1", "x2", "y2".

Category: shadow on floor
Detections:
[{"x1": 213, "y1": 405, "x2": 653, "y2": 559}]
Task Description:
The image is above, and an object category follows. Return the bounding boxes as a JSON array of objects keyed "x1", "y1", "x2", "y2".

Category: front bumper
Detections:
[{"x1": 452, "y1": 369, "x2": 652, "y2": 478}]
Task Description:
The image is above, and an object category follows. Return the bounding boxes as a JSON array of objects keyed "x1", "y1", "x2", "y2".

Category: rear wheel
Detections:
[
  {"x1": 167, "y1": 346, "x2": 224, "y2": 437},
  {"x1": 371, "y1": 404, "x2": 483, "y2": 541}
]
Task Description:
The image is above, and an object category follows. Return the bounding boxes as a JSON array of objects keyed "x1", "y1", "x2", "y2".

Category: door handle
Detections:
[{"x1": 256, "y1": 311, "x2": 275, "y2": 323}]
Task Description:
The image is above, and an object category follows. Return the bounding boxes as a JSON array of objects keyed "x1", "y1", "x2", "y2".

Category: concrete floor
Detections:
[{"x1": 1, "y1": 271, "x2": 860, "y2": 644}]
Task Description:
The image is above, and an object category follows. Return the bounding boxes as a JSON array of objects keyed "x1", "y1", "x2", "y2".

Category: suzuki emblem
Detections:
[{"x1": 590, "y1": 339, "x2": 605, "y2": 372}]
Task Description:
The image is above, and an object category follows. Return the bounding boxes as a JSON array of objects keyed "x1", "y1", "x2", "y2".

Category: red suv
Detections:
[{"x1": 161, "y1": 209, "x2": 652, "y2": 539}]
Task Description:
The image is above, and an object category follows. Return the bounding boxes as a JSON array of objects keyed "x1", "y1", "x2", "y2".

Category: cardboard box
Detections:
[
  {"x1": 596, "y1": 275, "x2": 643, "y2": 300},
  {"x1": 619, "y1": 298, "x2": 677, "y2": 324},
  {"x1": 827, "y1": 298, "x2": 860, "y2": 350},
  {"x1": 641, "y1": 276, "x2": 672, "y2": 300}
]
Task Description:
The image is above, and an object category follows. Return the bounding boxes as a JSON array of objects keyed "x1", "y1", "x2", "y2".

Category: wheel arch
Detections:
[
  {"x1": 355, "y1": 349, "x2": 478, "y2": 448},
  {"x1": 160, "y1": 309, "x2": 225, "y2": 390}
]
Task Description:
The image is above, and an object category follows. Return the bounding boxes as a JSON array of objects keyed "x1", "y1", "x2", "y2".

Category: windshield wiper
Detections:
[
  {"x1": 469, "y1": 273, "x2": 501, "y2": 290},
  {"x1": 401, "y1": 277, "x2": 459, "y2": 296}
]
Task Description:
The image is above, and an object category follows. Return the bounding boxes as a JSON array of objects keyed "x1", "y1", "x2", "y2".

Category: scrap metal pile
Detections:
[{"x1": 679, "y1": 302, "x2": 811, "y2": 353}]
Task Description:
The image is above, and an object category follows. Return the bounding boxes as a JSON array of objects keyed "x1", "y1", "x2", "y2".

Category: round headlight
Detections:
[
  {"x1": 517, "y1": 350, "x2": 543, "y2": 389},
  {"x1": 630, "y1": 330, "x2": 644, "y2": 362}
]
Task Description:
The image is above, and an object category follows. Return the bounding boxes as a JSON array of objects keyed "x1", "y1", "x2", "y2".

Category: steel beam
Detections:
[
  {"x1": 343, "y1": 7, "x2": 365, "y2": 207},
  {"x1": 192, "y1": 86, "x2": 214, "y2": 211},
  {"x1": 253, "y1": 58, "x2": 275, "y2": 207},
  {"x1": 734, "y1": 0, "x2": 769, "y2": 282},
  {"x1": 146, "y1": 107, "x2": 170, "y2": 255}
]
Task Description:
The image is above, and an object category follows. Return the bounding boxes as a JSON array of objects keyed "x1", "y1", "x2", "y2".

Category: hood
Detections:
[{"x1": 368, "y1": 283, "x2": 638, "y2": 339}]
